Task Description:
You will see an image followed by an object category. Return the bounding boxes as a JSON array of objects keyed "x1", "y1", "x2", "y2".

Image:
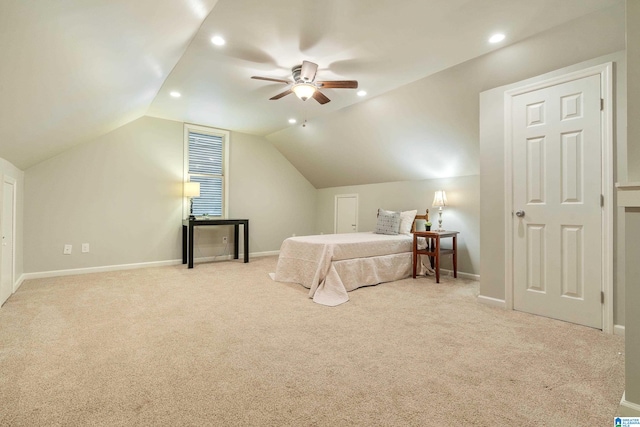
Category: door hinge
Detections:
[
  {"x1": 600, "y1": 98, "x2": 604, "y2": 111},
  {"x1": 601, "y1": 194, "x2": 604, "y2": 207},
  {"x1": 601, "y1": 291, "x2": 605, "y2": 304}
]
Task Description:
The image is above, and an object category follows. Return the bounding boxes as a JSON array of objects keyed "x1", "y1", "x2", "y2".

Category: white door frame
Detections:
[
  {"x1": 2, "y1": 175, "x2": 16, "y2": 295},
  {"x1": 334, "y1": 194, "x2": 359, "y2": 234},
  {"x1": 503, "y1": 62, "x2": 614, "y2": 333}
]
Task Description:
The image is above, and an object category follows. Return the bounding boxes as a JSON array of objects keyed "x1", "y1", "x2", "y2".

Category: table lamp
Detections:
[
  {"x1": 184, "y1": 182, "x2": 200, "y2": 219},
  {"x1": 432, "y1": 190, "x2": 447, "y2": 231}
]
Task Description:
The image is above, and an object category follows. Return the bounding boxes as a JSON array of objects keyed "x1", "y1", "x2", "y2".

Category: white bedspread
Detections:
[{"x1": 273, "y1": 232, "x2": 424, "y2": 306}]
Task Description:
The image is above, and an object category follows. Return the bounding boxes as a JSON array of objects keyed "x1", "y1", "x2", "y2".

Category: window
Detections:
[{"x1": 184, "y1": 124, "x2": 229, "y2": 218}]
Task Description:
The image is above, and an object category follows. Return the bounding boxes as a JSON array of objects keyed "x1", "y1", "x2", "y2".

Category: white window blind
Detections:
[{"x1": 188, "y1": 131, "x2": 224, "y2": 217}]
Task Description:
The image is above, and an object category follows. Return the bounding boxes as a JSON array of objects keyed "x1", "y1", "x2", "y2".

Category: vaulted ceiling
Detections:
[{"x1": 0, "y1": 0, "x2": 622, "y2": 183}]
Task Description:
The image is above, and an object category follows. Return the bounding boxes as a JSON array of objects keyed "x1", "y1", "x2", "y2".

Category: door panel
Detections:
[
  {"x1": 512, "y1": 74, "x2": 602, "y2": 328},
  {"x1": 1, "y1": 179, "x2": 15, "y2": 306},
  {"x1": 335, "y1": 195, "x2": 357, "y2": 234}
]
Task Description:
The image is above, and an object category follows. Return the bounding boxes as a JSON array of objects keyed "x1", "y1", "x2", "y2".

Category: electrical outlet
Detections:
[
  {"x1": 82, "y1": 243, "x2": 90, "y2": 253},
  {"x1": 292, "y1": 233, "x2": 296, "y2": 237},
  {"x1": 222, "y1": 236, "x2": 228, "y2": 244},
  {"x1": 63, "y1": 244, "x2": 72, "y2": 255}
]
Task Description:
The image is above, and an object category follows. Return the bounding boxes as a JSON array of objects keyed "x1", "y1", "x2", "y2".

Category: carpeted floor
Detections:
[{"x1": 0, "y1": 256, "x2": 625, "y2": 426}]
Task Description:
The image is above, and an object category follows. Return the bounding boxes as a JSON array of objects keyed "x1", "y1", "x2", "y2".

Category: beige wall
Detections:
[
  {"x1": 624, "y1": 209, "x2": 640, "y2": 410},
  {"x1": 227, "y1": 131, "x2": 317, "y2": 252},
  {"x1": 627, "y1": 1, "x2": 640, "y2": 182},
  {"x1": 0, "y1": 157, "x2": 25, "y2": 287},
  {"x1": 23, "y1": 116, "x2": 316, "y2": 273},
  {"x1": 316, "y1": 175, "x2": 479, "y2": 276},
  {"x1": 622, "y1": 0, "x2": 640, "y2": 413}
]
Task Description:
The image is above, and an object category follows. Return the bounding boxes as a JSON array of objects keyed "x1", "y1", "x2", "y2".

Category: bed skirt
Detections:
[
  {"x1": 273, "y1": 252, "x2": 432, "y2": 307},
  {"x1": 312, "y1": 252, "x2": 413, "y2": 305}
]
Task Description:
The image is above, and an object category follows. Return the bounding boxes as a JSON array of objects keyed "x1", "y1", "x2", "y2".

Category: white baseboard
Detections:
[
  {"x1": 20, "y1": 250, "x2": 281, "y2": 282},
  {"x1": 249, "y1": 250, "x2": 279, "y2": 258},
  {"x1": 14, "y1": 274, "x2": 26, "y2": 293},
  {"x1": 619, "y1": 392, "x2": 640, "y2": 417},
  {"x1": 614, "y1": 324, "x2": 625, "y2": 337},
  {"x1": 440, "y1": 269, "x2": 480, "y2": 281},
  {"x1": 21, "y1": 259, "x2": 184, "y2": 281},
  {"x1": 477, "y1": 295, "x2": 506, "y2": 309},
  {"x1": 192, "y1": 250, "x2": 279, "y2": 263}
]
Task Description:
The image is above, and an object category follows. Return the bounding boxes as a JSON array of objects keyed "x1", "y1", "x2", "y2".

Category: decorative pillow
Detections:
[
  {"x1": 399, "y1": 210, "x2": 418, "y2": 234},
  {"x1": 375, "y1": 209, "x2": 401, "y2": 235}
]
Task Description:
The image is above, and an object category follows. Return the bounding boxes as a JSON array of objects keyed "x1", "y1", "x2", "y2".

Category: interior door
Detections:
[
  {"x1": 335, "y1": 195, "x2": 358, "y2": 234},
  {"x1": 1, "y1": 177, "x2": 15, "y2": 306},
  {"x1": 512, "y1": 74, "x2": 602, "y2": 328}
]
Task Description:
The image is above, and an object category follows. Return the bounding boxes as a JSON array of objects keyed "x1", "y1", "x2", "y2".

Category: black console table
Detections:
[{"x1": 182, "y1": 218, "x2": 249, "y2": 268}]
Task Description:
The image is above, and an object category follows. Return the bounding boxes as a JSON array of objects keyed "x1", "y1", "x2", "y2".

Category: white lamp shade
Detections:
[
  {"x1": 292, "y1": 83, "x2": 316, "y2": 101},
  {"x1": 432, "y1": 190, "x2": 447, "y2": 207},
  {"x1": 184, "y1": 182, "x2": 200, "y2": 198}
]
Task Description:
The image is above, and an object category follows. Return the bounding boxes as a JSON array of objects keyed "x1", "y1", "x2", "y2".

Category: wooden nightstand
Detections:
[{"x1": 412, "y1": 230, "x2": 459, "y2": 283}]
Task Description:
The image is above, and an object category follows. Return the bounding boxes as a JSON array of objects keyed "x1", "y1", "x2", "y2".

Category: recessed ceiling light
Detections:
[
  {"x1": 489, "y1": 33, "x2": 505, "y2": 44},
  {"x1": 288, "y1": 118, "x2": 297, "y2": 124},
  {"x1": 211, "y1": 36, "x2": 226, "y2": 46},
  {"x1": 357, "y1": 90, "x2": 367, "y2": 97},
  {"x1": 170, "y1": 91, "x2": 181, "y2": 98}
]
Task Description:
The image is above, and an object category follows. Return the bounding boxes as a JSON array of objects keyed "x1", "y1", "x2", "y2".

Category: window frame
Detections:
[{"x1": 183, "y1": 123, "x2": 230, "y2": 219}]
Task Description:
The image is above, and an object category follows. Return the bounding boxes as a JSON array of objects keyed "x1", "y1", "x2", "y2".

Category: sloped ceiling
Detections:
[
  {"x1": 0, "y1": 0, "x2": 622, "y2": 178},
  {"x1": 0, "y1": 0, "x2": 220, "y2": 169}
]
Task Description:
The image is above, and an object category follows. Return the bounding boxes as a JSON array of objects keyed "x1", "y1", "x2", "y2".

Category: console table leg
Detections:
[
  {"x1": 435, "y1": 237, "x2": 440, "y2": 283},
  {"x1": 453, "y1": 235, "x2": 458, "y2": 278},
  {"x1": 182, "y1": 225, "x2": 187, "y2": 264},
  {"x1": 188, "y1": 224, "x2": 194, "y2": 269},
  {"x1": 244, "y1": 222, "x2": 249, "y2": 263},
  {"x1": 233, "y1": 224, "x2": 239, "y2": 260}
]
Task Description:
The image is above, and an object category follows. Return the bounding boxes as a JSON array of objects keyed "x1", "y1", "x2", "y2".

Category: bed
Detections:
[{"x1": 272, "y1": 209, "x2": 430, "y2": 306}]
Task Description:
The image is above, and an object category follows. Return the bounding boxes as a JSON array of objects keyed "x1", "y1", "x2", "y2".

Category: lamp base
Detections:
[{"x1": 437, "y1": 208, "x2": 444, "y2": 231}]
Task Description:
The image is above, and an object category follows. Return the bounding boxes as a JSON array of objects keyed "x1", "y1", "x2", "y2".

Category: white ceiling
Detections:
[
  {"x1": 0, "y1": 0, "x2": 622, "y2": 173},
  {"x1": 0, "y1": 0, "x2": 220, "y2": 170}
]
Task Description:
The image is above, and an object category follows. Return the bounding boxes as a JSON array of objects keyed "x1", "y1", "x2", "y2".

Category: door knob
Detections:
[{"x1": 515, "y1": 210, "x2": 525, "y2": 218}]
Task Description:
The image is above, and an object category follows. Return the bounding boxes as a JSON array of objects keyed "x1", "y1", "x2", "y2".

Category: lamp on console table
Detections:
[
  {"x1": 432, "y1": 190, "x2": 447, "y2": 231},
  {"x1": 184, "y1": 181, "x2": 200, "y2": 219}
]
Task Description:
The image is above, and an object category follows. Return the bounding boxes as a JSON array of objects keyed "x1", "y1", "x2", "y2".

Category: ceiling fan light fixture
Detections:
[{"x1": 292, "y1": 83, "x2": 316, "y2": 101}]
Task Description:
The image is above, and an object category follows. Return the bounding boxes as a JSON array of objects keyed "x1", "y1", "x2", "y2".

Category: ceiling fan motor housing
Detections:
[{"x1": 292, "y1": 65, "x2": 304, "y2": 83}]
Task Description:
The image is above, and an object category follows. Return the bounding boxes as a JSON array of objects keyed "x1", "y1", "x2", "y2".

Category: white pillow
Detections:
[
  {"x1": 399, "y1": 210, "x2": 418, "y2": 234},
  {"x1": 375, "y1": 209, "x2": 401, "y2": 235}
]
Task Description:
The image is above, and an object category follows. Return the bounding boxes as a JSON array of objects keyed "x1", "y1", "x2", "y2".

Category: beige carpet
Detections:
[{"x1": 0, "y1": 256, "x2": 625, "y2": 426}]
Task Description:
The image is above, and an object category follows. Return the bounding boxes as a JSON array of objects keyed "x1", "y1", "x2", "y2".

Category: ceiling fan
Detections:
[{"x1": 251, "y1": 60, "x2": 358, "y2": 105}]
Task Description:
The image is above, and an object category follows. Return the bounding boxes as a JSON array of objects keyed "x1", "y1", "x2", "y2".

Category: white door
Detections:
[
  {"x1": 1, "y1": 177, "x2": 15, "y2": 306},
  {"x1": 512, "y1": 74, "x2": 602, "y2": 328},
  {"x1": 335, "y1": 194, "x2": 358, "y2": 234}
]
